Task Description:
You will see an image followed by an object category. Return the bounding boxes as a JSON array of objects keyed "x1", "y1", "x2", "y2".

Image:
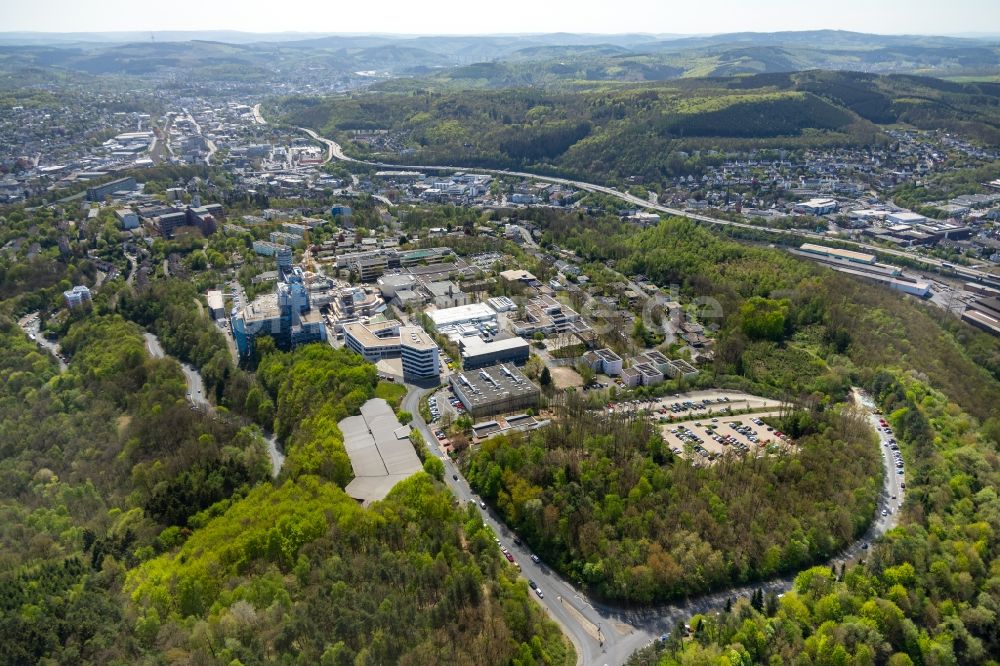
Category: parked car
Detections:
[
  {"x1": 530, "y1": 554, "x2": 540, "y2": 564},
  {"x1": 535, "y1": 587, "x2": 544, "y2": 599}
]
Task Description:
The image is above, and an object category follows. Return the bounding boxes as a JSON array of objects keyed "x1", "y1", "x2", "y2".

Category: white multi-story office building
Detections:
[
  {"x1": 64, "y1": 285, "x2": 92, "y2": 308},
  {"x1": 344, "y1": 320, "x2": 440, "y2": 379}
]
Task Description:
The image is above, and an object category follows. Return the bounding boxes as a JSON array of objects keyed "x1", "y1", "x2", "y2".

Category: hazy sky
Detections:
[{"x1": 2, "y1": 0, "x2": 998, "y2": 36}]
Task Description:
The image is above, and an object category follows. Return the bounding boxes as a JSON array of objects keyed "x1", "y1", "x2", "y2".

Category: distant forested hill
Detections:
[{"x1": 275, "y1": 71, "x2": 1000, "y2": 182}]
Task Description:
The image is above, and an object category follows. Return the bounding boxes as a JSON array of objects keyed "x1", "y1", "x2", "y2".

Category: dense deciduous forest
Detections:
[
  {"x1": 464, "y1": 400, "x2": 880, "y2": 603},
  {"x1": 0, "y1": 310, "x2": 571, "y2": 664},
  {"x1": 127, "y1": 474, "x2": 572, "y2": 665},
  {"x1": 629, "y1": 372, "x2": 1000, "y2": 665},
  {"x1": 0, "y1": 315, "x2": 269, "y2": 663}
]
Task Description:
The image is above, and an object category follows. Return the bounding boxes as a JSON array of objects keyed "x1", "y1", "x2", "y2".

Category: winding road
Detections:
[
  {"x1": 268, "y1": 109, "x2": 914, "y2": 663},
  {"x1": 19, "y1": 312, "x2": 67, "y2": 373},
  {"x1": 143, "y1": 333, "x2": 286, "y2": 477},
  {"x1": 403, "y1": 385, "x2": 902, "y2": 665},
  {"x1": 143, "y1": 332, "x2": 210, "y2": 411},
  {"x1": 278, "y1": 110, "x2": 999, "y2": 288}
]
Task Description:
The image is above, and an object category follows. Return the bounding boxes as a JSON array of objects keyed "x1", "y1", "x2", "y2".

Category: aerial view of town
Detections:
[{"x1": 2, "y1": 1, "x2": 1000, "y2": 664}]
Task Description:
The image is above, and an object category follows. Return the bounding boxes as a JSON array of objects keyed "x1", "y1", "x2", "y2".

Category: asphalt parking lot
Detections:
[
  {"x1": 608, "y1": 389, "x2": 784, "y2": 419},
  {"x1": 659, "y1": 411, "x2": 794, "y2": 463}
]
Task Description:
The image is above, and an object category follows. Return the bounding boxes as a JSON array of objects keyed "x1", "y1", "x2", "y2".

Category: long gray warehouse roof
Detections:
[{"x1": 341, "y1": 398, "x2": 422, "y2": 506}]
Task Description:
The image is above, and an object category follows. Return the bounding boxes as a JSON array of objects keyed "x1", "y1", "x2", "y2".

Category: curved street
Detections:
[
  {"x1": 275, "y1": 109, "x2": 912, "y2": 664},
  {"x1": 285, "y1": 114, "x2": 998, "y2": 287},
  {"x1": 143, "y1": 332, "x2": 211, "y2": 411},
  {"x1": 404, "y1": 384, "x2": 902, "y2": 665}
]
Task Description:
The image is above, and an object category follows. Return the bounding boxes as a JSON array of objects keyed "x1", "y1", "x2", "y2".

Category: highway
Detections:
[
  {"x1": 403, "y1": 384, "x2": 903, "y2": 665},
  {"x1": 274, "y1": 112, "x2": 1000, "y2": 287},
  {"x1": 251, "y1": 104, "x2": 267, "y2": 125},
  {"x1": 298, "y1": 126, "x2": 347, "y2": 163}
]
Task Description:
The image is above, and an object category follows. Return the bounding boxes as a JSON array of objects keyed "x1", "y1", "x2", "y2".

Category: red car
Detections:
[{"x1": 505, "y1": 552, "x2": 515, "y2": 563}]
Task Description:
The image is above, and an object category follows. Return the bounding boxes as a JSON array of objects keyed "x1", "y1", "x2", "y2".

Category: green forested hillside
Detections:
[
  {"x1": 465, "y1": 211, "x2": 1000, "y2": 614},
  {"x1": 0, "y1": 315, "x2": 269, "y2": 663},
  {"x1": 633, "y1": 372, "x2": 1000, "y2": 664},
  {"x1": 465, "y1": 402, "x2": 880, "y2": 603},
  {"x1": 276, "y1": 71, "x2": 1000, "y2": 182},
  {"x1": 0, "y1": 316, "x2": 571, "y2": 664},
  {"x1": 126, "y1": 473, "x2": 571, "y2": 664}
]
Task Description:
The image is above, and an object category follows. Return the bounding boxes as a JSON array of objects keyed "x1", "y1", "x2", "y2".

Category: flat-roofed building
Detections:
[
  {"x1": 344, "y1": 320, "x2": 403, "y2": 362},
  {"x1": 510, "y1": 294, "x2": 587, "y2": 336},
  {"x1": 253, "y1": 240, "x2": 288, "y2": 257},
  {"x1": 270, "y1": 231, "x2": 303, "y2": 247},
  {"x1": 399, "y1": 326, "x2": 440, "y2": 379},
  {"x1": 636, "y1": 350, "x2": 671, "y2": 374},
  {"x1": 86, "y1": 176, "x2": 137, "y2": 202},
  {"x1": 353, "y1": 254, "x2": 388, "y2": 282},
  {"x1": 344, "y1": 320, "x2": 440, "y2": 379},
  {"x1": 398, "y1": 247, "x2": 454, "y2": 267},
  {"x1": 666, "y1": 358, "x2": 699, "y2": 379},
  {"x1": 962, "y1": 309, "x2": 1000, "y2": 337},
  {"x1": 795, "y1": 198, "x2": 838, "y2": 215},
  {"x1": 887, "y1": 211, "x2": 928, "y2": 226},
  {"x1": 64, "y1": 285, "x2": 92, "y2": 308},
  {"x1": 377, "y1": 274, "x2": 418, "y2": 299},
  {"x1": 332, "y1": 286, "x2": 386, "y2": 323},
  {"x1": 206, "y1": 289, "x2": 225, "y2": 319},
  {"x1": 426, "y1": 280, "x2": 468, "y2": 308},
  {"x1": 487, "y1": 296, "x2": 516, "y2": 312},
  {"x1": 156, "y1": 211, "x2": 188, "y2": 238},
  {"x1": 291, "y1": 310, "x2": 327, "y2": 348},
  {"x1": 635, "y1": 362, "x2": 664, "y2": 386},
  {"x1": 621, "y1": 366, "x2": 642, "y2": 388},
  {"x1": 459, "y1": 335, "x2": 530, "y2": 369},
  {"x1": 428, "y1": 303, "x2": 498, "y2": 333},
  {"x1": 281, "y1": 222, "x2": 308, "y2": 238},
  {"x1": 583, "y1": 348, "x2": 623, "y2": 376},
  {"x1": 449, "y1": 363, "x2": 540, "y2": 418},
  {"x1": 499, "y1": 269, "x2": 538, "y2": 285},
  {"x1": 232, "y1": 294, "x2": 283, "y2": 357},
  {"x1": 799, "y1": 243, "x2": 876, "y2": 265},
  {"x1": 115, "y1": 208, "x2": 139, "y2": 230}
]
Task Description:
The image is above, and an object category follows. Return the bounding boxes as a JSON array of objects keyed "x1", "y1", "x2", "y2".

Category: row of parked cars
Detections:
[
  {"x1": 670, "y1": 425, "x2": 717, "y2": 459},
  {"x1": 428, "y1": 392, "x2": 466, "y2": 423},
  {"x1": 666, "y1": 396, "x2": 731, "y2": 414},
  {"x1": 878, "y1": 418, "x2": 905, "y2": 475}
]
